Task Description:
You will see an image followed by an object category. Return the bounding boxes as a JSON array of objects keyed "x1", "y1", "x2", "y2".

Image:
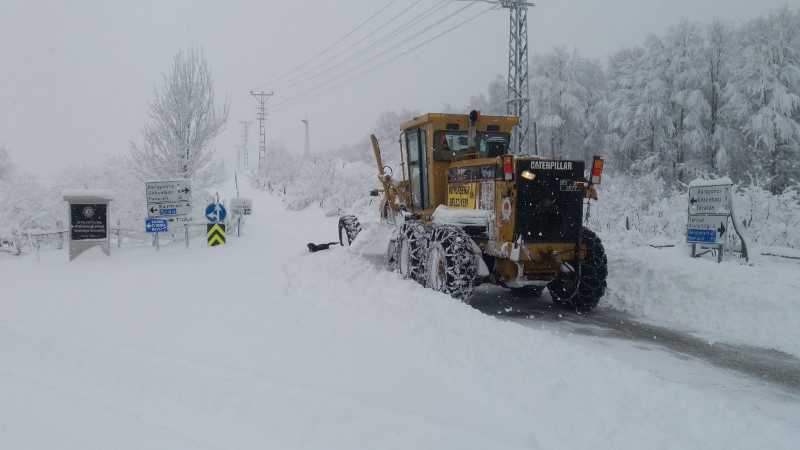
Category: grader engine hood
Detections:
[{"x1": 515, "y1": 159, "x2": 585, "y2": 243}]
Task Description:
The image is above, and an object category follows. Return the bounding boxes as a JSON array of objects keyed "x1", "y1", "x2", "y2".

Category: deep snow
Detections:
[
  {"x1": 1, "y1": 190, "x2": 799, "y2": 449},
  {"x1": 603, "y1": 241, "x2": 800, "y2": 357}
]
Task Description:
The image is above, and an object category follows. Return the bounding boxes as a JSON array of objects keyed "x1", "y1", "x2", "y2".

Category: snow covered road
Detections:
[
  {"x1": 2, "y1": 191, "x2": 799, "y2": 449},
  {"x1": 472, "y1": 291, "x2": 800, "y2": 392}
]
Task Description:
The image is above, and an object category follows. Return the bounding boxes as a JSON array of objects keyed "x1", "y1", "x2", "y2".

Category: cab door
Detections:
[{"x1": 405, "y1": 128, "x2": 428, "y2": 210}]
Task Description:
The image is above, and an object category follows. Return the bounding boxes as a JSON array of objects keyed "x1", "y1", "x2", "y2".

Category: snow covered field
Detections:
[{"x1": 2, "y1": 190, "x2": 799, "y2": 449}]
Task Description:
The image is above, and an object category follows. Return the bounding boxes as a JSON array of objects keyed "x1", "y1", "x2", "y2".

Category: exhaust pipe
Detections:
[{"x1": 468, "y1": 110, "x2": 480, "y2": 150}]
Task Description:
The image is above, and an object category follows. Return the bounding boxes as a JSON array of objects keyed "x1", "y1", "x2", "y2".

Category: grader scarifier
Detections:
[{"x1": 338, "y1": 111, "x2": 608, "y2": 311}]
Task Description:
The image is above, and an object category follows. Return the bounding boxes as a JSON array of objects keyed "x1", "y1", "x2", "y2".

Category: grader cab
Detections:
[{"x1": 340, "y1": 111, "x2": 608, "y2": 311}]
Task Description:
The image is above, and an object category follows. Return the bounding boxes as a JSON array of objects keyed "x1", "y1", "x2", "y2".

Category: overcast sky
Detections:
[{"x1": 1, "y1": 0, "x2": 796, "y2": 176}]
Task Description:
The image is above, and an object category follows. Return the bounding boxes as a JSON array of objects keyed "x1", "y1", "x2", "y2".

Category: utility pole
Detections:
[
  {"x1": 301, "y1": 116, "x2": 310, "y2": 156},
  {"x1": 239, "y1": 120, "x2": 251, "y2": 170},
  {"x1": 249, "y1": 90, "x2": 274, "y2": 173}
]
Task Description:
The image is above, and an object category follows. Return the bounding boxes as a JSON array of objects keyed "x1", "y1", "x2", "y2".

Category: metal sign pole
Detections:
[
  {"x1": 184, "y1": 223, "x2": 190, "y2": 248},
  {"x1": 729, "y1": 194, "x2": 750, "y2": 263}
]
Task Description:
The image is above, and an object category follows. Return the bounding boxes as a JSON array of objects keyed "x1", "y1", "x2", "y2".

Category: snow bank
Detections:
[
  {"x1": 688, "y1": 177, "x2": 733, "y2": 187},
  {"x1": 602, "y1": 240, "x2": 800, "y2": 356},
  {"x1": 61, "y1": 189, "x2": 115, "y2": 200}
]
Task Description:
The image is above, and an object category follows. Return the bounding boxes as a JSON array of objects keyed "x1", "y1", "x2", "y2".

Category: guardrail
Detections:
[{"x1": 3, "y1": 220, "x2": 228, "y2": 256}]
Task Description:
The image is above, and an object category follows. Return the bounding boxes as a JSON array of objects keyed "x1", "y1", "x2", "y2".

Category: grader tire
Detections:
[
  {"x1": 395, "y1": 221, "x2": 429, "y2": 284},
  {"x1": 548, "y1": 228, "x2": 607, "y2": 312},
  {"x1": 338, "y1": 215, "x2": 361, "y2": 247},
  {"x1": 426, "y1": 225, "x2": 478, "y2": 301}
]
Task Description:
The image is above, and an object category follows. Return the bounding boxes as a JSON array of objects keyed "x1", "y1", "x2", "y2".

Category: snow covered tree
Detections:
[
  {"x1": 0, "y1": 146, "x2": 13, "y2": 180},
  {"x1": 704, "y1": 20, "x2": 736, "y2": 174},
  {"x1": 531, "y1": 47, "x2": 576, "y2": 159},
  {"x1": 607, "y1": 38, "x2": 673, "y2": 178},
  {"x1": 467, "y1": 75, "x2": 506, "y2": 116},
  {"x1": 568, "y1": 56, "x2": 608, "y2": 163},
  {"x1": 661, "y1": 19, "x2": 708, "y2": 183},
  {"x1": 130, "y1": 48, "x2": 229, "y2": 189},
  {"x1": 725, "y1": 8, "x2": 800, "y2": 193}
]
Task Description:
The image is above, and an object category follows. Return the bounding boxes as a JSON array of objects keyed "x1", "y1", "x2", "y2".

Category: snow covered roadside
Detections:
[
  {"x1": 1, "y1": 192, "x2": 799, "y2": 449},
  {"x1": 601, "y1": 238, "x2": 800, "y2": 357}
]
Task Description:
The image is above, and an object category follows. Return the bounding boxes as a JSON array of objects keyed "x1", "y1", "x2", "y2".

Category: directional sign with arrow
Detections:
[
  {"x1": 146, "y1": 180, "x2": 193, "y2": 222},
  {"x1": 687, "y1": 215, "x2": 729, "y2": 244},
  {"x1": 688, "y1": 185, "x2": 730, "y2": 215},
  {"x1": 205, "y1": 203, "x2": 227, "y2": 224}
]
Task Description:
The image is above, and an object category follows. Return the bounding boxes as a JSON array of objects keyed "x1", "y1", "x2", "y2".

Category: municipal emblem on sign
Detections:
[
  {"x1": 205, "y1": 203, "x2": 227, "y2": 223},
  {"x1": 207, "y1": 223, "x2": 226, "y2": 246}
]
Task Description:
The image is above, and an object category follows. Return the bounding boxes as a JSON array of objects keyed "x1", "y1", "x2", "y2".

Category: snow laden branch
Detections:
[{"x1": 130, "y1": 48, "x2": 228, "y2": 189}]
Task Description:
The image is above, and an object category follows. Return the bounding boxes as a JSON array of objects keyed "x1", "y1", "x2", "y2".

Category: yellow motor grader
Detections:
[{"x1": 338, "y1": 111, "x2": 607, "y2": 311}]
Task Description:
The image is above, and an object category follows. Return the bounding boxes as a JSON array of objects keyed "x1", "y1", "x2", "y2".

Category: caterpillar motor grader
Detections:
[{"x1": 338, "y1": 111, "x2": 608, "y2": 311}]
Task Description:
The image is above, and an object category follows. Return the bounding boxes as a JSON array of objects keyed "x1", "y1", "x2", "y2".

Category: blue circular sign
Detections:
[{"x1": 205, "y1": 203, "x2": 227, "y2": 223}]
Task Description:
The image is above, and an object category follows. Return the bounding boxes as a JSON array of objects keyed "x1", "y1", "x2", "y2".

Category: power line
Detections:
[
  {"x1": 271, "y1": 4, "x2": 497, "y2": 113},
  {"x1": 271, "y1": 2, "x2": 478, "y2": 110},
  {"x1": 278, "y1": 0, "x2": 452, "y2": 92},
  {"x1": 262, "y1": 0, "x2": 398, "y2": 88},
  {"x1": 264, "y1": 0, "x2": 424, "y2": 91}
]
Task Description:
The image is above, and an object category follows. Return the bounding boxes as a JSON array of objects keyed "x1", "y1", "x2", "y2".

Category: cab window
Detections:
[
  {"x1": 434, "y1": 131, "x2": 510, "y2": 157},
  {"x1": 405, "y1": 128, "x2": 427, "y2": 209}
]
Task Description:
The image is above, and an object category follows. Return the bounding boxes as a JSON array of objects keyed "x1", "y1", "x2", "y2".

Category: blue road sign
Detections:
[
  {"x1": 146, "y1": 218, "x2": 169, "y2": 233},
  {"x1": 687, "y1": 228, "x2": 716, "y2": 243},
  {"x1": 205, "y1": 203, "x2": 227, "y2": 223}
]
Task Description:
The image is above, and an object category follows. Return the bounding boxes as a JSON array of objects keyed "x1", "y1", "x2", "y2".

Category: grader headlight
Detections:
[{"x1": 521, "y1": 170, "x2": 536, "y2": 181}]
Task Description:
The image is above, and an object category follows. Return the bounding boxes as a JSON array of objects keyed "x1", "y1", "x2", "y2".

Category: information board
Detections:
[{"x1": 70, "y1": 204, "x2": 108, "y2": 241}]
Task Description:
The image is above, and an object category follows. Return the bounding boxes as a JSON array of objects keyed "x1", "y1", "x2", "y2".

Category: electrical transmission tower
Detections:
[
  {"x1": 502, "y1": 1, "x2": 534, "y2": 154},
  {"x1": 301, "y1": 117, "x2": 310, "y2": 156},
  {"x1": 238, "y1": 120, "x2": 251, "y2": 170},
  {"x1": 460, "y1": 1, "x2": 533, "y2": 153},
  {"x1": 249, "y1": 90, "x2": 274, "y2": 172}
]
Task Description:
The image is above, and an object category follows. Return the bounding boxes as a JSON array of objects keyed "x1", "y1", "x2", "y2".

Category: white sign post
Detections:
[
  {"x1": 229, "y1": 198, "x2": 253, "y2": 215},
  {"x1": 687, "y1": 178, "x2": 749, "y2": 263},
  {"x1": 146, "y1": 180, "x2": 193, "y2": 247},
  {"x1": 229, "y1": 198, "x2": 252, "y2": 237}
]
